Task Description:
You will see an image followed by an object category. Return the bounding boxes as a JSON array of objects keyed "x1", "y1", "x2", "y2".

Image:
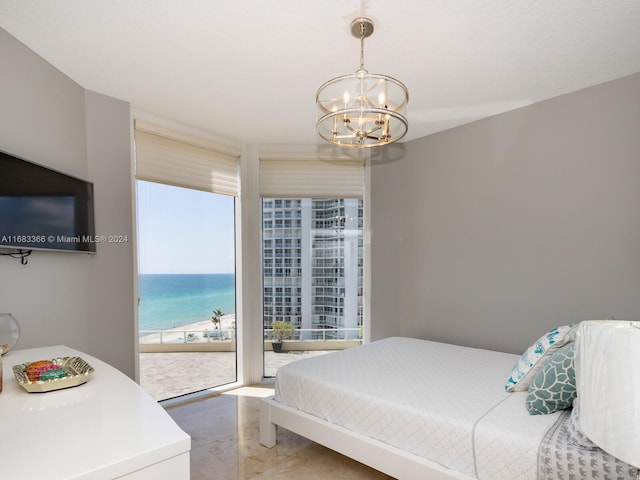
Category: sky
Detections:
[{"x1": 136, "y1": 180, "x2": 235, "y2": 274}]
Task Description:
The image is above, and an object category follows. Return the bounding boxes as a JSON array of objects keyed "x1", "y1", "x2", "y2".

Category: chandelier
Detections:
[{"x1": 316, "y1": 17, "x2": 409, "y2": 148}]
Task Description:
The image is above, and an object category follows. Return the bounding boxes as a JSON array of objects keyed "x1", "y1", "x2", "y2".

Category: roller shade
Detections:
[
  {"x1": 259, "y1": 152, "x2": 364, "y2": 199},
  {"x1": 134, "y1": 120, "x2": 240, "y2": 196}
]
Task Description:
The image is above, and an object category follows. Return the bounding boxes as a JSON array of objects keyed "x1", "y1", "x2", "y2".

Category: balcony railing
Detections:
[
  {"x1": 140, "y1": 329, "x2": 236, "y2": 344},
  {"x1": 139, "y1": 327, "x2": 361, "y2": 344},
  {"x1": 265, "y1": 327, "x2": 361, "y2": 341}
]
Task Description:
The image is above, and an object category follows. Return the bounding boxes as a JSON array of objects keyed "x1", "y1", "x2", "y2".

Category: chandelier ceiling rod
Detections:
[{"x1": 357, "y1": 21, "x2": 367, "y2": 72}]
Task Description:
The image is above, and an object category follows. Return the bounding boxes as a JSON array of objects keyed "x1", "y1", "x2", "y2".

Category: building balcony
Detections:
[{"x1": 139, "y1": 327, "x2": 361, "y2": 401}]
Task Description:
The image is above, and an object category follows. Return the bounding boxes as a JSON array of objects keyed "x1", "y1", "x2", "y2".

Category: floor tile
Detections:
[{"x1": 165, "y1": 385, "x2": 394, "y2": 479}]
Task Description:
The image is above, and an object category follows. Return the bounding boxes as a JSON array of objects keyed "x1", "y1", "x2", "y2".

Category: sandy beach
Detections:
[{"x1": 139, "y1": 314, "x2": 236, "y2": 343}]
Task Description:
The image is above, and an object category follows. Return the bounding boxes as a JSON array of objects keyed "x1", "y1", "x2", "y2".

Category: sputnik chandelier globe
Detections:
[{"x1": 316, "y1": 17, "x2": 409, "y2": 148}]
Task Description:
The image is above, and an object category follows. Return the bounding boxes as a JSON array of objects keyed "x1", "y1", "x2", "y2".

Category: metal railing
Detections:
[
  {"x1": 139, "y1": 327, "x2": 362, "y2": 344},
  {"x1": 265, "y1": 327, "x2": 361, "y2": 341},
  {"x1": 139, "y1": 329, "x2": 236, "y2": 344}
]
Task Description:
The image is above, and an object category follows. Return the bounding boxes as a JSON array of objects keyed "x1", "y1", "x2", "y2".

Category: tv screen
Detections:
[{"x1": 0, "y1": 150, "x2": 96, "y2": 253}]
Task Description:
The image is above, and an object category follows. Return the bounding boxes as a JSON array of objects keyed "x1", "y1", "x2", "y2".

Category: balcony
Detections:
[{"x1": 139, "y1": 327, "x2": 361, "y2": 401}]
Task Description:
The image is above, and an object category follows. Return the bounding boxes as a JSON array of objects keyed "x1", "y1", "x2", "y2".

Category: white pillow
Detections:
[{"x1": 505, "y1": 323, "x2": 578, "y2": 392}]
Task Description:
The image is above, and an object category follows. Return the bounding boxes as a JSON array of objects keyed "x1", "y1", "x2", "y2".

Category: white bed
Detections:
[{"x1": 259, "y1": 337, "x2": 562, "y2": 480}]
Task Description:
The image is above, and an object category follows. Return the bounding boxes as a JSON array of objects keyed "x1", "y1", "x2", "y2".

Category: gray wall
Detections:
[
  {"x1": 85, "y1": 91, "x2": 136, "y2": 377},
  {"x1": 368, "y1": 149, "x2": 407, "y2": 341},
  {"x1": 0, "y1": 29, "x2": 135, "y2": 378},
  {"x1": 370, "y1": 73, "x2": 640, "y2": 354}
]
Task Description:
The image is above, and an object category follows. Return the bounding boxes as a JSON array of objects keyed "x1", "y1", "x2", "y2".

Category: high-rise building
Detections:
[{"x1": 263, "y1": 198, "x2": 363, "y2": 340}]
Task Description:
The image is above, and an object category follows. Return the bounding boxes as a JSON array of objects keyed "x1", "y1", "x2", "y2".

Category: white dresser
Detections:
[{"x1": 0, "y1": 345, "x2": 190, "y2": 479}]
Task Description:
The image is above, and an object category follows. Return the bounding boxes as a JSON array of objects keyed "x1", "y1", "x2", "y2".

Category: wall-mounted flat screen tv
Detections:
[{"x1": 0, "y1": 149, "x2": 96, "y2": 253}]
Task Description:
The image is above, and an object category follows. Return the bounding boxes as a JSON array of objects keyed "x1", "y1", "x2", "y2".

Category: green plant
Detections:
[{"x1": 271, "y1": 321, "x2": 294, "y2": 342}]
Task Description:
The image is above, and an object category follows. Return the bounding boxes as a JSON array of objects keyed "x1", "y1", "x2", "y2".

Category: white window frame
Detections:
[
  {"x1": 132, "y1": 114, "x2": 247, "y2": 399},
  {"x1": 131, "y1": 122, "x2": 371, "y2": 388},
  {"x1": 253, "y1": 149, "x2": 370, "y2": 380}
]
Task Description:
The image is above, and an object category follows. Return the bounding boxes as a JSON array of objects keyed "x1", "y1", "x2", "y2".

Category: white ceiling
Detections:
[{"x1": 2, "y1": 0, "x2": 640, "y2": 148}]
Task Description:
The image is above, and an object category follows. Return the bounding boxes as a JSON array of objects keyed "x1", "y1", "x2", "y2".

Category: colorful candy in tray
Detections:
[
  {"x1": 13, "y1": 356, "x2": 94, "y2": 393},
  {"x1": 26, "y1": 360, "x2": 70, "y2": 381}
]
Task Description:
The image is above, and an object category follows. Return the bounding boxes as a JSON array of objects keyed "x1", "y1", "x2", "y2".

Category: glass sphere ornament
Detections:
[{"x1": 0, "y1": 313, "x2": 21, "y2": 355}]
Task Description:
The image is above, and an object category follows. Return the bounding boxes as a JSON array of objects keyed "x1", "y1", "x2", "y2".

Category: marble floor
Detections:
[{"x1": 165, "y1": 385, "x2": 394, "y2": 479}]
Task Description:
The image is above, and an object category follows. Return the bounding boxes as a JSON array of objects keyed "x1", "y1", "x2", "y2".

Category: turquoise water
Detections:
[{"x1": 138, "y1": 273, "x2": 235, "y2": 332}]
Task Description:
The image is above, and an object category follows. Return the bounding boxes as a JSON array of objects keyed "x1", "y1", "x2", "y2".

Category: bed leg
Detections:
[{"x1": 259, "y1": 400, "x2": 277, "y2": 448}]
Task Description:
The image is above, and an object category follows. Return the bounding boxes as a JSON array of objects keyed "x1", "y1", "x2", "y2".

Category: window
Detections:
[
  {"x1": 134, "y1": 121, "x2": 240, "y2": 401},
  {"x1": 260, "y1": 151, "x2": 365, "y2": 376},
  {"x1": 262, "y1": 197, "x2": 362, "y2": 347}
]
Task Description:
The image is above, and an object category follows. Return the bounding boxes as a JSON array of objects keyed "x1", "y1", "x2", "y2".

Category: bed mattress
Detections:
[{"x1": 274, "y1": 337, "x2": 561, "y2": 479}]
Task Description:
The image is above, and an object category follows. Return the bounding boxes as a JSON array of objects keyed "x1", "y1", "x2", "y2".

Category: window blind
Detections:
[
  {"x1": 259, "y1": 151, "x2": 364, "y2": 199},
  {"x1": 134, "y1": 120, "x2": 240, "y2": 196}
]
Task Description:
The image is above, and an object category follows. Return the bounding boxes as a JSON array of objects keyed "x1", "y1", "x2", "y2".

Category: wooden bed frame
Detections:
[{"x1": 259, "y1": 395, "x2": 474, "y2": 480}]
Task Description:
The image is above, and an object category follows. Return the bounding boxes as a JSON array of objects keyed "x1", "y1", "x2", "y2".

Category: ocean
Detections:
[{"x1": 138, "y1": 273, "x2": 235, "y2": 332}]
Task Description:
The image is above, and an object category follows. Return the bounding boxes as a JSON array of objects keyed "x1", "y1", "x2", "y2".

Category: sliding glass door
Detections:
[
  {"x1": 136, "y1": 180, "x2": 237, "y2": 401},
  {"x1": 133, "y1": 120, "x2": 240, "y2": 401},
  {"x1": 262, "y1": 197, "x2": 363, "y2": 377}
]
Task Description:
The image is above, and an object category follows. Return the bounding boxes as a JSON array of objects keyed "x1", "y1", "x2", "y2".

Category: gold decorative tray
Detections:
[{"x1": 13, "y1": 356, "x2": 95, "y2": 393}]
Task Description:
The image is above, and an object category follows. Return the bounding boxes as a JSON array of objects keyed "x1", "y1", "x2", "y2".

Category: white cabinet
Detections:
[{"x1": 0, "y1": 345, "x2": 190, "y2": 479}]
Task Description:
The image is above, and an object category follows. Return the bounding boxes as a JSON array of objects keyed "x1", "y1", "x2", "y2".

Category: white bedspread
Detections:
[{"x1": 274, "y1": 337, "x2": 561, "y2": 479}]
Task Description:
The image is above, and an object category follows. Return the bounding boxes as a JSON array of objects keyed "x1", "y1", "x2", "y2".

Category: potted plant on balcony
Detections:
[{"x1": 271, "y1": 321, "x2": 294, "y2": 353}]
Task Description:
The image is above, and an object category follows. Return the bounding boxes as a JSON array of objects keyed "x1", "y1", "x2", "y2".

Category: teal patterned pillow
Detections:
[
  {"x1": 525, "y1": 343, "x2": 576, "y2": 415},
  {"x1": 505, "y1": 323, "x2": 577, "y2": 392}
]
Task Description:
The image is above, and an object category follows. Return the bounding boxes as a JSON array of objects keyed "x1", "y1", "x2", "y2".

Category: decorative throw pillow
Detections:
[
  {"x1": 526, "y1": 343, "x2": 576, "y2": 415},
  {"x1": 505, "y1": 323, "x2": 577, "y2": 392},
  {"x1": 566, "y1": 397, "x2": 599, "y2": 450}
]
